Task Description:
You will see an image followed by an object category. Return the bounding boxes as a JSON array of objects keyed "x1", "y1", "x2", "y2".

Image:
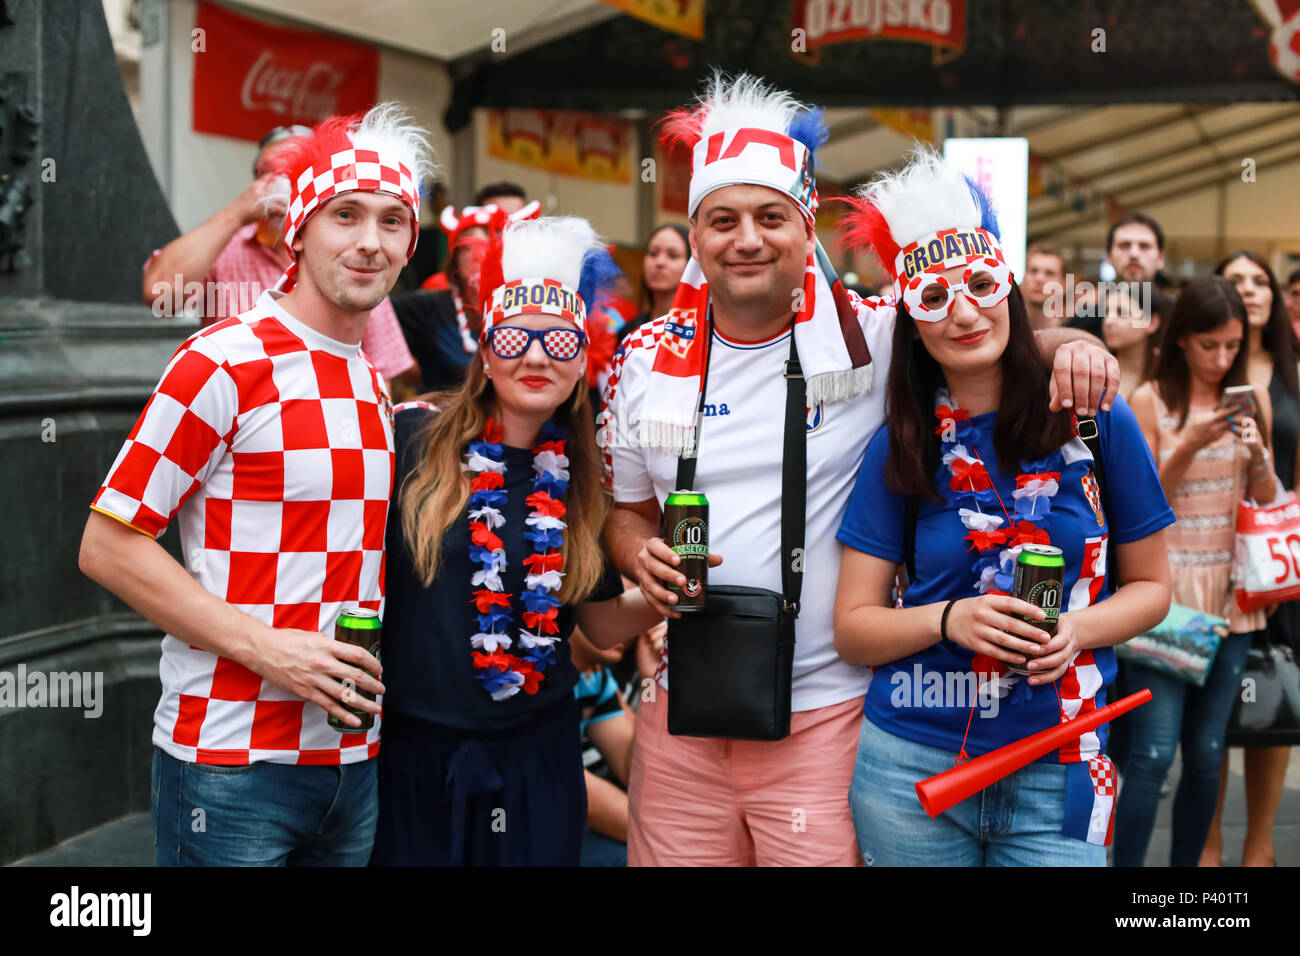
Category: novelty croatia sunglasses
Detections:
[
  {"x1": 485, "y1": 326, "x2": 587, "y2": 361},
  {"x1": 898, "y1": 257, "x2": 1014, "y2": 321}
]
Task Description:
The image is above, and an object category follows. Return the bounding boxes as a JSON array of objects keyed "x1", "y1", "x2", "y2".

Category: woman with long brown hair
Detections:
[
  {"x1": 371, "y1": 216, "x2": 658, "y2": 866},
  {"x1": 1201, "y1": 250, "x2": 1299, "y2": 866},
  {"x1": 1119, "y1": 275, "x2": 1277, "y2": 866}
]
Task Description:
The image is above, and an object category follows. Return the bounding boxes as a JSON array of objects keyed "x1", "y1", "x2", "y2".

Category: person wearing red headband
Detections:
[{"x1": 80, "y1": 103, "x2": 436, "y2": 866}]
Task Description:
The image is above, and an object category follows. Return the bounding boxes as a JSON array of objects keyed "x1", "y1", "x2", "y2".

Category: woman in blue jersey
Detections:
[{"x1": 831, "y1": 149, "x2": 1175, "y2": 866}]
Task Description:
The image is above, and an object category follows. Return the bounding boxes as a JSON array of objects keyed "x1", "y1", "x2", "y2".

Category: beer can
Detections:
[
  {"x1": 328, "y1": 607, "x2": 382, "y2": 732},
  {"x1": 1009, "y1": 544, "x2": 1064, "y2": 675},
  {"x1": 662, "y1": 490, "x2": 709, "y2": 611}
]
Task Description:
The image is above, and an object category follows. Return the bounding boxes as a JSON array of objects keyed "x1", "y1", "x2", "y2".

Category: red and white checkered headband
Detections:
[
  {"x1": 284, "y1": 147, "x2": 420, "y2": 261},
  {"x1": 484, "y1": 277, "x2": 586, "y2": 337}
]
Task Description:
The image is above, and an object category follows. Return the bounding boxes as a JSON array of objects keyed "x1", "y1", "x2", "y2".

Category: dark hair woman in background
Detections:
[
  {"x1": 1200, "y1": 250, "x2": 1299, "y2": 867},
  {"x1": 1121, "y1": 276, "x2": 1276, "y2": 867},
  {"x1": 616, "y1": 224, "x2": 689, "y2": 343}
]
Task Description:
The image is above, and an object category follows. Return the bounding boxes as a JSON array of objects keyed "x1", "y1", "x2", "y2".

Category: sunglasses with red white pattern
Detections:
[
  {"x1": 485, "y1": 326, "x2": 587, "y2": 361},
  {"x1": 900, "y1": 258, "x2": 1014, "y2": 321}
]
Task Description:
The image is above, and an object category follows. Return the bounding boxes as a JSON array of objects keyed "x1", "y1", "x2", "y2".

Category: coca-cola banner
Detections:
[
  {"x1": 192, "y1": 1, "x2": 378, "y2": 143},
  {"x1": 486, "y1": 109, "x2": 631, "y2": 183}
]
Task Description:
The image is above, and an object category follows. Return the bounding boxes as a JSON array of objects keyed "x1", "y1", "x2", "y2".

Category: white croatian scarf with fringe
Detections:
[{"x1": 637, "y1": 126, "x2": 873, "y2": 457}]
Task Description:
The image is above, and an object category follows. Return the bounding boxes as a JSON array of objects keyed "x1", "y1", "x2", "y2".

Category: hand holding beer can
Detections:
[
  {"x1": 328, "y1": 608, "x2": 382, "y2": 731},
  {"x1": 662, "y1": 490, "x2": 709, "y2": 611}
]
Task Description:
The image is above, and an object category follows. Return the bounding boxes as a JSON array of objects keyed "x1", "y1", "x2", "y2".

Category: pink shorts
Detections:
[{"x1": 628, "y1": 689, "x2": 864, "y2": 866}]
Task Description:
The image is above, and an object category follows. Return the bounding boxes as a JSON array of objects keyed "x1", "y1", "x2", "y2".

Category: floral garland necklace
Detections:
[
  {"x1": 465, "y1": 417, "x2": 570, "y2": 701},
  {"x1": 934, "y1": 387, "x2": 1064, "y2": 698}
]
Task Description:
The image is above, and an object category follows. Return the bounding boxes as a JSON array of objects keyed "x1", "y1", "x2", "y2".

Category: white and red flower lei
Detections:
[
  {"x1": 935, "y1": 388, "x2": 1064, "y2": 694},
  {"x1": 465, "y1": 417, "x2": 570, "y2": 700}
]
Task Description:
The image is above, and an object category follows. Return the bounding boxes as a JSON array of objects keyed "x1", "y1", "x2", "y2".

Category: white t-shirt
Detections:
[{"x1": 603, "y1": 299, "x2": 895, "y2": 711}]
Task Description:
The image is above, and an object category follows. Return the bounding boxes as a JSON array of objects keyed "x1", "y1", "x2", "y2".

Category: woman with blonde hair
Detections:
[{"x1": 371, "y1": 216, "x2": 659, "y2": 866}]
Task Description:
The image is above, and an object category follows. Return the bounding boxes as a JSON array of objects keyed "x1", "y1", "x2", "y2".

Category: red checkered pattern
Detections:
[
  {"x1": 285, "y1": 147, "x2": 420, "y2": 263},
  {"x1": 142, "y1": 226, "x2": 414, "y2": 380},
  {"x1": 1088, "y1": 755, "x2": 1115, "y2": 796},
  {"x1": 393, "y1": 400, "x2": 440, "y2": 414},
  {"x1": 599, "y1": 316, "x2": 668, "y2": 491},
  {"x1": 491, "y1": 327, "x2": 531, "y2": 356},
  {"x1": 91, "y1": 291, "x2": 395, "y2": 766}
]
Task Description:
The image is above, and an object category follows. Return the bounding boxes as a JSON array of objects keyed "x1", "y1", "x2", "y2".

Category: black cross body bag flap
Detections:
[{"x1": 665, "y1": 324, "x2": 804, "y2": 741}]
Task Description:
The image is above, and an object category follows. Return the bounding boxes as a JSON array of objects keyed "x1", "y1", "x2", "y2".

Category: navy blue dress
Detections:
[{"x1": 371, "y1": 406, "x2": 624, "y2": 866}]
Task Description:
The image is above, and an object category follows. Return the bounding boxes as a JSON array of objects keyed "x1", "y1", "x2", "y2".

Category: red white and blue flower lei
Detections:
[
  {"x1": 465, "y1": 417, "x2": 570, "y2": 701},
  {"x1": 935, "y1": 387, "x2": 1064, "y2": 695}
]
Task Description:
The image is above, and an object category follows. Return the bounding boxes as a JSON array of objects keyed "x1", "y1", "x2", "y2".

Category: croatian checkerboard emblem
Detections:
[
  {"x1": 663, "y1": 308, "x2": 697, "y2": 360},
  {"x1": 1081, "y1": 470, "x2": 1104, "y2": 527}
]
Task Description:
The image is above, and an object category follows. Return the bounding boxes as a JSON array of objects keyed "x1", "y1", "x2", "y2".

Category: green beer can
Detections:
[
  {"x1": 662, "y1": 489, "x2": 709, "y2": 611},
  {"x1": 328, "y1": 607, "x2": 382, "y2": 731},
  {"x1": 1010, "y1": 544, "x2": 1064, "y2": 675}
]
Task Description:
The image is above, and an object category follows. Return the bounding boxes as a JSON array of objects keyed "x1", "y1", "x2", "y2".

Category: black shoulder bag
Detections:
[{"x1": 665, "y1": 321, "x2": 804, "y2": 741}]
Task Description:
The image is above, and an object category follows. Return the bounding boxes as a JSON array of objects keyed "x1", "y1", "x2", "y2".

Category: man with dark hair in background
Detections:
[
  {"x1": 1068, "y1": 211, "x2": 1166, "y2": 339},
  {"x1": 473, "y1": 181, "x2": 528, "y2": 215},
  {"x1": 1022, "y1": 241, "x2": 1067, "y2": 331}
]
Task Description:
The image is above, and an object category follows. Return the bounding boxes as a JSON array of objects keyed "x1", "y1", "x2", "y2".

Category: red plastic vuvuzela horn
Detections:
[{"x1": 914, "y1": 689, "x2": 1152, "y2": 818}]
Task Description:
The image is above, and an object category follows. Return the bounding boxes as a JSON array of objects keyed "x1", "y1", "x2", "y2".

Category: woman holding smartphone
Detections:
[
  {"x1": 832, "y1": 149, "x2": 1174, "y2": 866},
  {"x1": 1201, "y1": 250, "x2": 1299, "y2": 866},
  {"x1": 1117, "y1": 275, "x2": 1277, "y2": 867}
]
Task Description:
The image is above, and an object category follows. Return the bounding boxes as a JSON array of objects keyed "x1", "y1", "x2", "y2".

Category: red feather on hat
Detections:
[
  {"x1": 658, "y1": 106, "x2": 707, "y2": 152},
  {"x1": 831, "y1": 195, "x2": 901, "y2": 275},
  {"x1": 477, "y1": 225, "x2": 507, "y2": 325},
  {"x1": 268, "y1": 113, "x2": 360, "y2": 186}
]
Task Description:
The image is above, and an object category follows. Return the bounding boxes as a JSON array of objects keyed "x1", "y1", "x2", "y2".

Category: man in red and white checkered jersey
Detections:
[
  {"x1": 80, "y1": 103, "x2": 437, "y2": 867},
  {"x1": 141, "y1": 123, "x2": 420, "y2": 391}
]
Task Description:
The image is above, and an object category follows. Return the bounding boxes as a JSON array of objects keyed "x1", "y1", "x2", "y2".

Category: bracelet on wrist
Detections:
[{"x1": 940, "y1": 598, "x2": 960, "y2": 642}]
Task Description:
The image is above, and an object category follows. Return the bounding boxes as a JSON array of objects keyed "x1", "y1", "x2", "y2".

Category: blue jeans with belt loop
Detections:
[
  {"x1": 151, "y1": 748, "x2": 378, "y2": 866},
  {"x1": 849, "y1": 716, "x2": 1106, "y2": 866},
  {"x1": 1112, "y1": 630, "x2": 1255, "y2": 867}
]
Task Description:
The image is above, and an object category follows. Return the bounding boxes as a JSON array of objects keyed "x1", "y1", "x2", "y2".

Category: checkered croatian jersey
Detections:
[{"x1": 91, "y1": 291, "x2": 394, "y2": 766}]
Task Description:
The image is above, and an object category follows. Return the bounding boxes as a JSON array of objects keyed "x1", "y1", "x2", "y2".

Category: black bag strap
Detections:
[
  {"x1": 675, "y1": 318, "x2": 806, "y2": 616},
  {"x1": 1076, "y1": 415, "x2": 1116, "y2": 594}
]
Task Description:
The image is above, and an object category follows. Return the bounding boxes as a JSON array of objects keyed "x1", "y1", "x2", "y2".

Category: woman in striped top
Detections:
[{"x1": 1118, "y1": 276, "x2": 1277, "y2": 866}]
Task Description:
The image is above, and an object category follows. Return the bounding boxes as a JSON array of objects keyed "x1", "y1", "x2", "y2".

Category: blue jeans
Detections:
[
  {"x1": 1113, "y1": 631, "x2": 1254, "y2": 867},
  {"x1": 849, "y1": 717, "x2": 1106, "y2": 866},
  {"x1": 579, "y1": 829, "x2": 628, "y2": 867},
  {"x1": 151, "y1": 747, "x2": 378, "y2": 866}
]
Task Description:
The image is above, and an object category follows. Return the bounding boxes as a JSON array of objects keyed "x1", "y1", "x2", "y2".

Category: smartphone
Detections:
[{"x1": 1220, "y1": 385, "x2": 1258, "y2": 417}]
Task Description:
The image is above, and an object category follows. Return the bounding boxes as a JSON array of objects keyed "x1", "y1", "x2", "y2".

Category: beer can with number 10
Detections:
[
  {"x1": 663, "y1": 490, "x2": 708, "y2": 611},
  {"x1": 1010, "y1": 544, "x2": 1064, "y2": 675}
]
